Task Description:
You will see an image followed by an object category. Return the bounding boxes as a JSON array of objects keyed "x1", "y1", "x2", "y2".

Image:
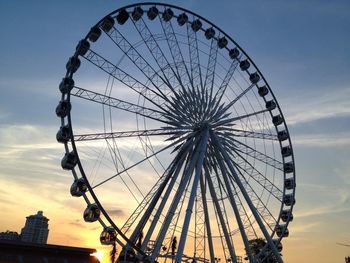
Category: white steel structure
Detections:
[{"x1": 56, "y1": 3, "x2": 296, "y2": 263}]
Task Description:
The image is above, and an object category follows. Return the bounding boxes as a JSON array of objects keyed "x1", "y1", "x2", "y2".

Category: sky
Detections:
[{"x1": 0, "y1": 1, "x2": 350, "y2": 263}]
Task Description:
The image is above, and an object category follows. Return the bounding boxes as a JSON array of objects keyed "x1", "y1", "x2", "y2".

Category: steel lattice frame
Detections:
[{"x1": 56, "y1": 3, "x2": 296, "y2": 263}]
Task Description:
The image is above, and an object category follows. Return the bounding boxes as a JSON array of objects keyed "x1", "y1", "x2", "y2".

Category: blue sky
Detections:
[{"x1": 0, "y1": 1, "x2": 349, "y2": 262}]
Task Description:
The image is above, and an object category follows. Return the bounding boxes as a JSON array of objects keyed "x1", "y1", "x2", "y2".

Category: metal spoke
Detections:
[
  {"x1": 84, "y1": 49, "x2": 168, "y2": 105},
  {"x1": 132, "y1": 17, "x2": 183, "y2": 92},
  {"x1": 91, "y1": 133, "x2": 193, "y2": 189},
  {"x1": 221, "y1": 128, "x2": 278, "y2": 141},
  {"x1": 120, "y1": 144, "x2": 189, "y2": 236},
  {"x1": 230, "y1": 149, "x2": 283, "y2": 201},
  {"x1": 149, "y1": 133, "x2": 205, "y2": 262},
  {"x1": 175, "y1": 129, "x2": 209, "y2": 263},
  {"x1": 228, "y1": 83, "x2": 255, "y2": 107},
  {"x1": 194, "y1": 179, "x2": 206, "y2": 260},
  {"x1": 211, "y1": 147, "x2": 256, "y2": 263},
  {"x1": 205, "y1": 165, "x2": 238, "y2": 263},
  {"x1": 74, "y1": 128, "x2": 180, "y2": 142},
  {"x1": 105, "y1": 26, "x2": 176, "y2": 100},
  {"x1": 71, "y1": 86, "x2": 169, "y2": 124},
  {"x1": 223, "y1": 136, "x2": 284, "y2": 171},
  {"x1": 140, "y1": 138, "x2": 194, "y2": 252},
  {"x1": 187, "y1": 21, "x2": 203, "y2": 91},
  {"x1": 125, "y1": 140, "x2": 194, "y2": 247},
  {"x1": 212, "y1": 59, "x2": 240, "y2": 105},
  {"x1": 159, "y1": 18, "x2": 192, "y2": 89},
  {"x1": 203, "y1": 37, "x2": 218, "y2": 100},
  {"x1": 211, "y1": 108, "x2": 270, "y2": 128},
  {"x1": 210, "y1": 131, "x2": 283, "y2": 263},
  {"x1": 230, "y1": 160, "x2": 279, "y2": 233},
  {"x1": 199, "y1": 173, "x2": 215, "y2": 263}
]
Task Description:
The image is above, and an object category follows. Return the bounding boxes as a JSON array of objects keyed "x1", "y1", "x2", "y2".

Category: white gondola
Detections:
[
  {"x1": 285, "y1": 178, "x2": 295, "y2": 190},
  {"x1": 281, "y1": 210, "x2": 293, "y2": 222},
  {"x1": 191, "y1": 19, "x2": 202, "y2": 32},
  {"x1": 162, "y1": 8, "x2": 174, "y2": 22},
  {"x1": 272, "y1": 115, "x2": 283, "y2": 126},
  {"x1": 70, "y1": 178, "x2": 88, "y2": 197},
  {"x1": 55, "y1": 100, "x2": 71, "y2": 118},
  {"x1": 283, "y1": 194, "x2": 295, "y2": 206},
  {"x1": 101, "y1": 16, "x2": 115, "y2": 32},
  {"x1": 249, "y1": 72, "x2": 260, "y2": 84},
  {"x1": 59, "y1": 77, "x2": 74, "y2": 94},
  {"x1": 217, "y1": 37, "x2": 228, "y2": 49},
  {"x1": 116, "y1": 9, "x2": 129, "y2": 25},
  {"x1": 276, "y1": 225, "x2": 289, "y2": 238},
  {"x1": 87, "y1": 27, "x2": 101, "y2": 42},
  {"x1": 61, "y1": 151, "x2": 78, "y2": 170},
  {"x1": 284, "y1": 162, "x2": 294, "y2": 173},
  {"x1": 177, "y1": 13, "x2": 188, "y2": 26},
  {"x1": 277, "y1": 130, "x2": 289, "y2": 141},
  {"x1": 281, "y1": 146, "x2": 292, "y2": 157},
  {"x1": 273, "y1": 239, "x2": 283, "y2": 252},
  {"x1": 266, "y1": 100, "x2": 276, "y2": 111},
  {"x1": 56, "y1": 125, "x2": 70, "y2": 143},
  {"x1": 132, "y1": 6, "x2": 144, "y2": 21},
  {"x1": 205, "y1": 27, "x2": 215, "y2": 39},
  {"x1": 258, "y1": 85, "x2": 269, "y2": 97},
  {"x1": 239, "y1": 59, "x2": 250, "y2": 71},
  {"x1": 66, "y1": 56, "x2": 80, "y2": 73},
  {"x1": 83, "y1": 204, "x2": 100, "y2": 222},
  {"x1": 75, "y1": 39, "x2": 90, "y2": 56},
  {"x1": 229, "y1": 48, "x2": 239, "y2": 59},
  {"x1": 147, "y1": 6, "x2": 158, "y2": 20},
  {"x1": 100, "y1": 227, "x2": 117, "y2": 245}
]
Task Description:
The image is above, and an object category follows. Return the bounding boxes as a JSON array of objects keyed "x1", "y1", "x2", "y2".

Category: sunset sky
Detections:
[{"x1": 0, "y1": 1, "x2": 350, "y2": 263}]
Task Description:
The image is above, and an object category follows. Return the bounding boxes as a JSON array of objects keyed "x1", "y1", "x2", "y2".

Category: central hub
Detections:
[
  {"x1": 163, "y1": 84, "x2": 232, "y2": 135},
  {"x1": 193, "y1": 121, "x2": 210, "y2": 132}
]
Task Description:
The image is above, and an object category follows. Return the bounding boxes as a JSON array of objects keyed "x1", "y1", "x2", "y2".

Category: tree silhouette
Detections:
[
  {"x1": 110, "y1": 242, "x2": 117, "y2": 263},
  {"x1": 246, "y1": 238, "x2": 281, "y2": 263},
  {"x1": 171, "y1": 236, "x2": 177, "y2": 256}
]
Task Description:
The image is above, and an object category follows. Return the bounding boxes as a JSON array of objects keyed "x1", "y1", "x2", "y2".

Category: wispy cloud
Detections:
[
  {"x1": 282, "y1": 87, "x2": 350, "y2": 126},
  {"x1": 294, "y1": 183, "x2": 350, "y2": 218},
  {"x1": 290, "y1": 221, "x2": 321, "y2": 235},
  {"x1": 69, "y1": 219, "x2": 99, "y2": 231},
  {"x1": 292, "y1": 132, "x2": 350, "y2": 147},
  {"x1": 106, "y1": 209, "x2": 125, "y2": 217},
  {"x1": 295, "y1": 205, "x2": 350, "y2": 219}
]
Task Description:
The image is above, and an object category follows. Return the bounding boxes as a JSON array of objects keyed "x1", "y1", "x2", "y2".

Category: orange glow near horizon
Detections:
[{"x1": 91, "y1": 249, "x2": 104, "y2": 262}]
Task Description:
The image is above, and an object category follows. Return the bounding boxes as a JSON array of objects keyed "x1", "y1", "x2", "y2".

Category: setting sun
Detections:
[{"x1": 91, "y1": 250, "x2": 104, "y2": 262}]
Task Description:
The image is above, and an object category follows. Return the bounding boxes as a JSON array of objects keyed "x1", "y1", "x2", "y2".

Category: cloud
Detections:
[
  {"x1": 292, "y1": 132, "x2": 350, "y2": 147},
  {"x1": 68, "y1": 219, "x2": 100, "y2": 231},
  {"x1": 282, "y1": 87, "x2": 350, "y2": 126},
  {"x1": 69, "y1": 219, "x2": 87, "y2": 229},
  {"x1": 106, "y1": 209, "x2": 125, "y2": 217},
  {"x1": 290, "y1": 221, "x2": 321, "y2": 235},
  {"x1": 293, "y1": 182, "x2": 350, "y2": 219},
  {"x1": 0, "y1": 78, "x2": 59, "y2": 99},
  {"x1": 295, "y1": 204, "x2": 350, "y2": 219}
]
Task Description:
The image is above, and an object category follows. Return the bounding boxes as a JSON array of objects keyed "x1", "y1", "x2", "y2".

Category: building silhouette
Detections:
[
  {"x1": 0, "y1": 240, "x2": 100, "y2": 263},
  {"x1": 0, "y1": 211, "x2": 100, "y2": 262},
  {"x1": 20, "y1": 210, "x2": 49, "y2": 244},
  {"x1": 0, "y1": 231, "x2": 20, "y2": 241}
]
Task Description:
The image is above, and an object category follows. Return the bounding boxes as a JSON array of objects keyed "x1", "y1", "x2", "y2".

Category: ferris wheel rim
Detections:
[{"x1": 57, "y1": 2, "x2": 296, "y2": 262}]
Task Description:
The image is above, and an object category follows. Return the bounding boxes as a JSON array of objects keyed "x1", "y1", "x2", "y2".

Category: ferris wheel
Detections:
[{"x1": 56, "y1": 3, "x2": 296, "y2": 263}]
